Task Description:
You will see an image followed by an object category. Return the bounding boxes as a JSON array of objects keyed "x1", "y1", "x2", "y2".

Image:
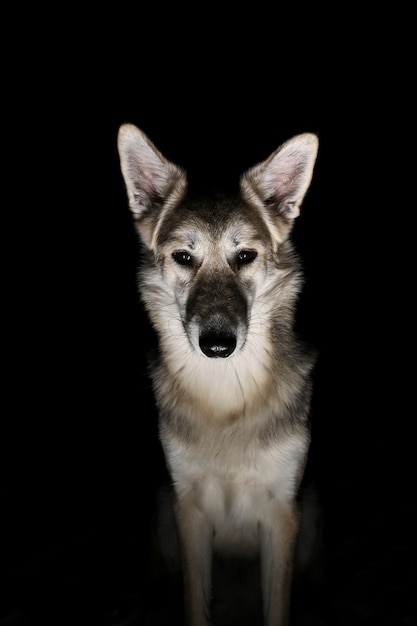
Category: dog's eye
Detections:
[
  {"x1": 172, "y1": 251, "x2": 193, "y2": 267},
  {"x1": 237, "y1": 249, "x2": 257, "y2": 267}
]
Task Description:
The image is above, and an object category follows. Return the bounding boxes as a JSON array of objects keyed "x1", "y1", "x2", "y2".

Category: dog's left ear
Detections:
[{"x1": 241, "y1": 133, "x2": 318, "y2": 234}]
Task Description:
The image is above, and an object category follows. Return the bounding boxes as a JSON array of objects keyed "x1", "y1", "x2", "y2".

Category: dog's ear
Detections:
[
  {"x1": 118, "y1": 124, "x2": 186, "y2": 247},
  {"x1": 241, "y1": 133, "x2": 318, "y2": 240}
]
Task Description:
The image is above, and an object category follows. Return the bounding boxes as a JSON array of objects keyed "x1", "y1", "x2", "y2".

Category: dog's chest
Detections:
[{"x1": 164, "y1": 433, "x2": 307, "y2": 551}]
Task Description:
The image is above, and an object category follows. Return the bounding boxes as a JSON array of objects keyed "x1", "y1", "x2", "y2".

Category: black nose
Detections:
[{"x1": 199, "y1": 332, "x2": 237, "y2": 358}]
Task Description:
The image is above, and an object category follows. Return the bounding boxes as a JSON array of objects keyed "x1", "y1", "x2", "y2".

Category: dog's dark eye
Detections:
[
  {"x1": 172, "y1": 251, "x2": 193, "y2": 267},
  {"x1": 237, "y1": 249, "x2": 257, "y2": 267}
]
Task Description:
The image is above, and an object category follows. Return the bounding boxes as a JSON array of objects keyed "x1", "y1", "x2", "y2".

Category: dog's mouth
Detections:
[{"x1": 199, "y1": 329, "x2": 237, "y2": 358}]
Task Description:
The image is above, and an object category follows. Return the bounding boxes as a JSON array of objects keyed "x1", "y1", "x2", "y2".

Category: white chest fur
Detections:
[{"x1": 162, "y1": 432, "x2": 308, "y2": 553}]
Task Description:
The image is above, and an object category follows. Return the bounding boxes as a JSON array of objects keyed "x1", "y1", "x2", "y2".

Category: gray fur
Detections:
[{"x1": 118, "y1": 124, "x2": 319, "y2": 626}]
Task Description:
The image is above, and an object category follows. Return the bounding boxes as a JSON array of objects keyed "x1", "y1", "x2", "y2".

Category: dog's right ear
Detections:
[{"x1": 117, "y1": 124, "x2": 187, "y2": 248}]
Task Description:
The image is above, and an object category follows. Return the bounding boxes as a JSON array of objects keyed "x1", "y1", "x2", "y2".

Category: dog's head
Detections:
[{"x1": 118, "y1": 125, "x2": 318, "y2": 360}]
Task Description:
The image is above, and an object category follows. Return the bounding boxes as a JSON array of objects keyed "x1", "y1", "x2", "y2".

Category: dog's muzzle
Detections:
[
  {"x1": 199, "y1": 330, "x2": 237, "y2": 358},
  {"x1": 187, "y1": 273, "x2": 248, "y2": 359}
]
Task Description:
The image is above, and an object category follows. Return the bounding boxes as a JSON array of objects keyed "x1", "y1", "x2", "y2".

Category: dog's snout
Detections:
[
  {"x1": 187, "y1": 272, "x2": 248, "y2": 358},
  {"x1": 199, "y1": 331, "x2": 237, "y2": 358}
]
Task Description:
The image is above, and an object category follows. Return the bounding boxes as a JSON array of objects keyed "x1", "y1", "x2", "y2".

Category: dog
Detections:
[{"x1": 117, "y1": 124, "x2": 319, "y2": 626}]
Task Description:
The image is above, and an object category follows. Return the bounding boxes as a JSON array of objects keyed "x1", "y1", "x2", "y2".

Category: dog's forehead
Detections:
[{"x1": 159, "y1": 192, "x2": 269, "y2": 245}]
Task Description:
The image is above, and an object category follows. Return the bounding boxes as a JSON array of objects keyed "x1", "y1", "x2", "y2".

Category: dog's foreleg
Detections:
[
  {"x1": 260, "y1": 504, "x2": 300, "y2": 626},
  {"x1": 173, "y1": 495, "x2": 213, "y2": 626}
]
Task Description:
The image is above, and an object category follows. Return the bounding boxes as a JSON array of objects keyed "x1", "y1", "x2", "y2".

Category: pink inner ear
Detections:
[
  {"x1": 138, "y1": 166, "x2": 159, "y2": 195},
  {"x1": 268, "y1": 157, "x2": 306, "y2": 196},
  {"x1": 263, "y1": 170, "x2": 299, "y2": 210},
  {"x1": 126, "y1": 151, "x2": 160, "y2": 197},
  {"x1": 273, "y1": 175, "x2": 297, "y2": 203},
  {"x1": 266, "y1": 142, "x2": 317, "y2": 204}
]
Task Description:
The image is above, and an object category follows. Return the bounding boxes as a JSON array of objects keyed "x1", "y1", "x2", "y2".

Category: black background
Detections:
[{"x1": 2, "y1": 17, "x2": 415, "y2": 626}]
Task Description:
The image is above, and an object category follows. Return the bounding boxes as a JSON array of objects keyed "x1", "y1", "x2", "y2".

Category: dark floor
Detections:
[{"x1": 1, "y1": 437, "x2": 415, "y2": 626}]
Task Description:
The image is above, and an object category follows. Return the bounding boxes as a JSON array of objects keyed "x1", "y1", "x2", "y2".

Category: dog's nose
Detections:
[{"x1": 199, "y1": 332, "x2": 237, "y2": 358}]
